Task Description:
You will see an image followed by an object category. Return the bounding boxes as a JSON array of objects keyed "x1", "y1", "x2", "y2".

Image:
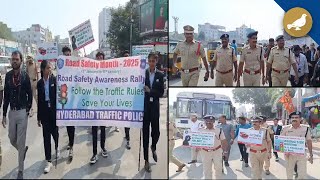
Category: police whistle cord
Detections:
[{"x1": 138, "y1": 129, "x2": 142, "y2": 172}]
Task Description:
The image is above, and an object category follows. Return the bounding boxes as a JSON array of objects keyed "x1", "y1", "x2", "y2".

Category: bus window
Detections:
[
  {"x1": 189, "y1": 100, "x2": 203, "y2": 118},
  {"x1": 205, "y1": 100, "x2": 231, "y2": 119},
  {"x1": 177, "y1": 99, "x2": 189, "y2": 118}
]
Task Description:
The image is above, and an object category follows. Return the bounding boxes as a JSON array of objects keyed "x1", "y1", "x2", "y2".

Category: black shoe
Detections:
[
  {"x1": 145, "y1": 161, "x2": 151, "y2": 172},
  {"x1": 265, "y1": 170, "x2": 270, "y2": 175},
  {"x1": 245, "y1": 163, "x2": 249, "y2": 167},
  {"x1": 188, "y1": 160, "x2": 197, "y2": 164},
  {"x1": 23, "y1": 146, "x2": 28, "y2": 161},
  {"x1": 151, "y1": 146, "x2": 157, "y2": 162},
  {"x1": 224, "y1": 161, "x2": 229, "y2": 167},
  {"x1": 17, "y1": 171, "x2": 23, "y2": 179},
  {"x1": 126, "y1": 141, "x2": 131, "y2": 150},
  {"x1": 90, "y1": 154, "x2": 98, "y2": 164}
]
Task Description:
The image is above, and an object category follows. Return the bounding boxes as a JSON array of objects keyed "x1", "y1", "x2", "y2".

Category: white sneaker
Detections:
[{"x1": 44, "y1": 162, "x2": 52, "y2": 173}]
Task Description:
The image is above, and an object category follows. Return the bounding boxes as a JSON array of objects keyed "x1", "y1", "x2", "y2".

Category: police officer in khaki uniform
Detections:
[
  {"x1": 200, "y1": 115, "x2": 228, "y2": 179},
  {"x1": 280, "y1": 111, "x2": 313, "y2": 179},
  {"x1": 260, "y1": 116, "x2": 274, "y2": 175},
  {"x1": 212, "y1": 34, "x2": 238, "y2": 86},
  {"x1": 168, "y1": 119, "x2": 186, "y2": 172},
  {"x1": 238, "y1": 31, "x2": 265, "y2": 86},
  {"x1": 266, "y1": 35, "x2": 299, "y2": 86},
  {"x1": 246, "y1": 117, "x2": 272, "y2": 180},
  {"x1": 26, "y1": 55, "x2": 39, "y2": 117},
  {"x1": 173, "y1": 25, "x2": 209, "y2": 86}
]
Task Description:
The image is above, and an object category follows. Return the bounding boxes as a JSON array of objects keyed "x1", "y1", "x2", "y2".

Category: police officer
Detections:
[
  {"x1": 212, "y1": 34, "x2": 238, "y2": 86},
  {"x1": 200, "y1": 115, "x2": 228, "y2": 179},
  {"x1": 266, "y1": 35, "x2": 299, "y2": 86},
  {"x1": 247, "y1": 116, "x2": 272, "y2": 180},
  {"x1": 260, "y1": 116, "x2": 274, "y2": 175},
  {"x1": 238, "y1": 31, "x2": 265, "y2": 86},
  {"x1": 168, "y1": 119, "x2": 186, "y2": 172},
  {"x1": 173, "y1": 25, "x2": 209, "y2": 86},
  {"x1": 280, "y1": 111, "x2": 313, "y2": 179},
  {"x1": 26, "y1": 55, "x2": 39, "y2": 117}
]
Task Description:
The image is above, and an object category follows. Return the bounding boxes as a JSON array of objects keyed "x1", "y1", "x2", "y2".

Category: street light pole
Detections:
[{"x1": 130, "y1": 10, "x2": 133, "y2": 56}]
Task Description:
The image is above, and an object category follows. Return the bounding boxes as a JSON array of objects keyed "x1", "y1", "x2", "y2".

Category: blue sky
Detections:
[
  {"x1": 169, "y1": 0, "x2": 285, "y2": 40},
  {"x1": 0, "y1": 0, "x2": 128, "y2": 54}
]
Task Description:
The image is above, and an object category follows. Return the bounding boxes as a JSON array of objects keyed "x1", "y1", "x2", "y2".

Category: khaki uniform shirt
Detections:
[
  {"x1": 280, "y1": 124, "x2": 311, "y2": 141},
  {"x1": 213, "y1": 45, "x2": 237, "y2": 72},
  {"x1": 249, "y1": 127, "x2": 271, "y2": 151},
  {"x1": 27, "y1": 62, "x2": 38, "y2": 81},
  {"x1": 267, "y1": 46, "x2": 296, "y2": 71},
  {"x1": 174, "y1": 40, "x2": 206, "y2": 69},
  {"x1": 261, "y1": 122, "x2": 274, "y2": 136},
  {"x1": 200, "y1": 127, "x2": 226, "y2": 149},
  {"x1": 240, "y1": 45, "x2": 265, "y2": 71},
  {"x1": 169, "y1": 122, "x2": 180, "y2": 140}
]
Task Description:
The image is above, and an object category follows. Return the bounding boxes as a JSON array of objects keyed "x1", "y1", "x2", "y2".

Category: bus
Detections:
[{"x1": 173, "y1": 92, "x2": 236, "y2": 129}]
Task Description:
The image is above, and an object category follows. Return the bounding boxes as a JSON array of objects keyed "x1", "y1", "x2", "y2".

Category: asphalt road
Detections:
[
  {"x1": 169, "y1": 138, "x2": 320, "y2": 179},
  {"x1": 0, "y1": 98, "x2": 168, "y2": 179}
]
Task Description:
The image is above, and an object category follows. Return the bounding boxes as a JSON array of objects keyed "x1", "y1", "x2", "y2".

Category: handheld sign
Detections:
[
  {"x1": 35, "y1": 42, "x2": 58, "y2": 62},
  {"x1": 183, "y1": 130, "x2": 215, "y2": 149},
  {"x1": 68, "y1": 20, "x2": 94, "y2": 51},
  {"x1": 274, "y1": 135, "x2": 305, "y2": 155},
  {"x1": 237, "y1": 128, "x2": 264, "y2": 146}
]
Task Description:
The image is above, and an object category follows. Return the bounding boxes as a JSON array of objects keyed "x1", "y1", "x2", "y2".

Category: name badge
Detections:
[
  {"x1": 150, "y1": 97, "x2": 153, "y2": 102},
  {"x1": 51, "y1": 84, "x2": 54, "y2": 87},
  {"x1": 48, "y1": 102, "x2": 51, "y2": 108},
  {"x1": 156, "y1": 79, "x2": 159, "y2": 82}
]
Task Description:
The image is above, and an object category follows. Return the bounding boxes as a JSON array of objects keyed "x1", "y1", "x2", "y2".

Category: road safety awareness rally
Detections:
[
  {"x1": 56, "y1": 55, "x2": 146, "y2": 128},
  {"x1": 274, "y1": 135, "x2": 306, "y2": 155},
  {"x1": 182, "y1": 130, "x2": 215, "y2": 148},
  {"x1": 237, "y1": 128, "x2": 264, "y2": 146}
]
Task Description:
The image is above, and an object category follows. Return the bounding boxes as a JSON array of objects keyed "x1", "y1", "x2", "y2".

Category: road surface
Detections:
[
  {"x1": 169, "y1": 138, "x2": 320, "y2": 179},
  {"x1": 0, "y1": 98, "x2": 168, "y2": 179}
]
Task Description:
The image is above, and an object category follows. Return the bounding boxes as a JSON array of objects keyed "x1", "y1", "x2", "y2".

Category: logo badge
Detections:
[
  {"x1": 140, "y1": 58, "x2": 146, "y2": 69},
  {"x1": 57, "y1": 58, "x2": 64, "y2": 69},
  {"x1": 283, "y1": 7, "x2": 313, "y2": 37}
]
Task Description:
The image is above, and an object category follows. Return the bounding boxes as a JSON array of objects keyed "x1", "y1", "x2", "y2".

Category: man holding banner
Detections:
[
  {"x1": 143, "y1": 52, "x2": 164, "y2": 172},
  {"x1": 123, "y1": 50, "x2": 131, "y2": 150},
  {"x1": 244, "y1": 117, "x2": 272, "y2": 180},
  {"x1": 61, "y1": 46, "x2": 75, "y2": 159},
  {"x1": 280, "y1": 111, "x2": 313, "y2": 179},
  {"x1": 90, "y1": 52, "x2": 108, "y2": 164},
  {"x1": 200, "y1": 115, "x2": 228, "y2": 179}
]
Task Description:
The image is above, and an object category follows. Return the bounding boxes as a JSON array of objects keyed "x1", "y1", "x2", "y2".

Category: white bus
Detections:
[{"x1": 173, "y1": 92, "x2": 236, "y2": 129}]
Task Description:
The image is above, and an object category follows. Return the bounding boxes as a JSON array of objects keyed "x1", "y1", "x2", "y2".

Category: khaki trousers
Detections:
[
  {"x1": 215, "y1": 71, "x2": 233, "y2": 86},
  {"x1": 271, "y1": 72, "x2": 289, "y2": 86},
  {"x1": 243, "y1": 73, "x2": 261, "y2": 86},
  {"x1": 181, "y1": 70, "x2": 200, "y2": 87},
  {"x1": 250, "y1": 151, "x2": 267, "y2": 179},
  {"x1": 169, "y1": 140, "x2": 183, "y2": 167},
  {"x1": 200, "y1": 148, "x2": 223, "y2": 179},
  {"x1": 285, "y1": 154, "x2": 307, "y2": 179}
]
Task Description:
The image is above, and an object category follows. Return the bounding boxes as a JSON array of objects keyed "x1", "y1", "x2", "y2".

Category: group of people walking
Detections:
[{"x1": 0, "y1": 47, "x2": 165, "y2": 179}]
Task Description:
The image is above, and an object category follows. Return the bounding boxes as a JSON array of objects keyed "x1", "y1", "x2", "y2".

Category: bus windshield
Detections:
[
  {"x1": 205, "y1": 100, "x2": 231, "y2": 119},
  {"x1": 207, "y1": 42, "x2": 221, "y2": 50},
  {"x1": 177, "y1": 98, "x2": 203, "y2": 118}
]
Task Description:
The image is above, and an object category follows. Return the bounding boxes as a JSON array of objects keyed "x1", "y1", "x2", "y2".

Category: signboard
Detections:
[
  {"x1": 68, "y1": 20, "x2": 95, "y2": 51},
  {"x1": 155, "y1": 45, "x2": 167, "y2": 54},
  {"x1": 154, "y1": 0, "x2": 168, "y2": 32},
  {"x1": 182, "y1": 130, "x2": 215, "y2": 148},
  {"x1": 274, "y1": 135, "x2": 306, "y2": 155},
  {"x1": 132, "y1": 45, "x2": 154, "y2": 58},
  {"x1": 237, "y1": 128, "x2": 264, "y2": 146},
  {"x1": 35, "y1": 42, "x2": 58, "y2": 62},
  {"x1": 56, "y1": 55, "x2": 147, "y2": 128},
  {"x1": 140, "y1": 0, "x2": 154, "y2": 35}
]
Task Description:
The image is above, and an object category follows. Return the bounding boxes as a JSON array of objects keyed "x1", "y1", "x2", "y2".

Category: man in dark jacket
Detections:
[{"x1": 143, "y1": 52, "x2": 164, "y2": 172}]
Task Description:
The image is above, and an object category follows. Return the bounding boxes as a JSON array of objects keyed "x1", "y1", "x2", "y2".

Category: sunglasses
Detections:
[{"x1": 185, "y1": 33, "x2": 193, "y2": 35}]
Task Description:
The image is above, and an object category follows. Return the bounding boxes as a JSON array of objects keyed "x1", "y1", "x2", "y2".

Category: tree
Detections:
[
  {"x1": 198, "y1": 31, "x2": 205, "y2": 41},
  {"x1": 0, "y1": 22, "x2": 15, "y2": 41},
  {"x1": 108, "y1": 1, "x2": 142, "y2": 56}
]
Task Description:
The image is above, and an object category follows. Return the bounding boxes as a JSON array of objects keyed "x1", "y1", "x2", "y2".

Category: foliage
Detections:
[
  {"x1": 107, "y1": 1, "x2": 142, "y2": 55},
  {"x1": 0, "y1": 22, "x2": 14, "y2": 41}
]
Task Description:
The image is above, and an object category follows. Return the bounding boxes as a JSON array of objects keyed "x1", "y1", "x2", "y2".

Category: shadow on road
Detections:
[{"x1": 186, "y1": 163, "x2": 203, "y2": 179}]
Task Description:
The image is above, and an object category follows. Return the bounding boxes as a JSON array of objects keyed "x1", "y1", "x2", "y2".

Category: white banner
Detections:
[
  {"x1": 68, "y1": 20, "x2": 94, "y2": 51},
  {"x1": 183, "y1": 130, "x2": 215, "y2": 148},
  {"x1": 56, "y1": 55, "x2": 147, "y2": 128},
  {"x1": 237, "y1": 128, "x2": 264, "y2": 146},
  {"x1": 274, "y1": 135, "x2": 305, "y2": 155}
]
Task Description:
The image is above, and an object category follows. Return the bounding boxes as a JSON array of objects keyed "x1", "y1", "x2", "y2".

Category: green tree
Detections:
[
  {"x1": 108, "y1": 1, "x2": 142, "y2": 56},
  {"x1": 198, "y1": 31, "x2": 205, "y2": 41},
  {"x1": 0, "y1": 22, "x2": 15, "y2": 41}
]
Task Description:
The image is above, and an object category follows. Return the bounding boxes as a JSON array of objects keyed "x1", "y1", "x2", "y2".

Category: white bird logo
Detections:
[{"x1": 287, "y1": 14, "x2": 307, "y2": 31}]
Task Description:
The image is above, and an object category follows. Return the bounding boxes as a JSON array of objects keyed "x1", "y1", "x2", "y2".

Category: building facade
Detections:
[
  {"x1": 99, "y1": 8, "x2": 112, "y2": 51},
  {"x1": 198, "y1": 23, "x2": 226, "y2": 41},
  {"x1": 13, "y1": 24, "x2": 52, "y2": 45}
]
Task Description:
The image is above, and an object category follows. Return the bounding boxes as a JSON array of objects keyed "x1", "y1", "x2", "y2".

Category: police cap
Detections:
[
  {"x1": 220, "y1": 34, "x2": 229, "y2": 39},
  {"x1": 183, "y1": 25, "x2": 194, "y2": 33},
  {"x1": 275, "y1": 35, "x2": 284, "y2": 41},
  {"x1": 203, "y1": 115, "x2": 215, "y2": 122},
  {"x1": 247, "y1": 31, "x2": 258, "y2": 38},
  {"x1": 289, "y1": 111, "x2": 302, "y2": 119},
  {"x1": 251, "y1": 116, "x2": 263, "y2": 122}
]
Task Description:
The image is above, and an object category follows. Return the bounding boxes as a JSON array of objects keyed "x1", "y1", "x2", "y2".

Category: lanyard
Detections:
[{"x1": 295, "y1": 55, "x2": 300, "y2": 66}]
